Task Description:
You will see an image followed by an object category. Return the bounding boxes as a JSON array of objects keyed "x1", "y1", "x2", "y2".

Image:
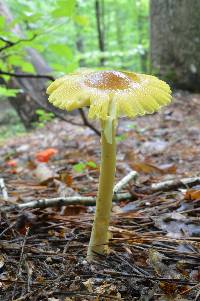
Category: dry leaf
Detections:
[
  {"x1": 62, "y1": 205, "x2": 87, "y2": 216},
  {"x1": 185, "y1": 189, "x2": 200, "y2": 201},
  {"x1": 60, "y1": 172, "x2": 73, "y2": 186},
  {"x1": 159, "y1": 281, "x2": 178, "y2": 297},
  {"x1": 132, "y1": 161, "x2": 176, "y2": 175},
  {"x1": 132, "y1": 161, "x2": 162, "y2": 174},
  {"x1": 83, "y1": 278, "x2": 93, "y2": 293}
]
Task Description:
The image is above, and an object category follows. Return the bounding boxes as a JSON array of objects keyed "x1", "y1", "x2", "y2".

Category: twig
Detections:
[
  {"x1": 151, "y1": 176, "x2": 200, "y2": 192},
  {"x1": 0, "y1": 192, "x2": 132, "y2": 212},
  {"x1": 12, "y1": 227, "x2": 30, "y2": 300},
  {"x1": 195, "y1": 288, "x2": 200, "y2": 301},
  {"x1": 0, "y1": 221, "x2": 16, "y2": 239},
  {"x1": 0, "y1": 178, "x2": 8, "y2": 201},
  {"x1": 0, "y1": 36, "x2": 13, "y2": 44},
  {"x1": 79, "y1": 108, "x2": 100, "y2": 136},
  {"x1": 0, "y1": 70, "x2": 54, "y2": 81},
  {"x1": 52, "y1": 291, "x2": 122, "y2": 300},
  {"x1": 113, "y1": 170, "x2": 138, "y2": 194},
  {"x1": 180, "y1": 282, "x2": 200, "y2": 296},
  {"x1": 98, "y1": 271, "x2": 198, "y2": 285},
  {"x1": 31, "y1": 94, "x2": 85, "y2": 127},
  {"x1": 0, "y1": 34, "x2": 37, "y2": 52}
]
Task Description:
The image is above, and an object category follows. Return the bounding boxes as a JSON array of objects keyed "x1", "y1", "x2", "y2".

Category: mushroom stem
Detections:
[{"x1": 87, "y1": 123, "x2": 116, "y2": 259}]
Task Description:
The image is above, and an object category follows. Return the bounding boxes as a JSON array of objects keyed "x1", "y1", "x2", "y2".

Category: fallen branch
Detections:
[
  {"x1": 113, "y1": 170, "x2": 138, "y2": 194},
  {"x1": 0, "y1": 178, "x2": 8, "y2": 201},
  {"x1": 0, "y1": 192, "x2": 132, "y2": 213},
  {"x1": 2, "y1": 176, "x2": 199, "y2": 213},
  {"x1": 151, "y1": 176, "x2": 200, "y2": 192}
]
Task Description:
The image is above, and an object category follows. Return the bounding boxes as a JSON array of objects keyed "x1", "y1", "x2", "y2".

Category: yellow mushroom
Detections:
[{"x1": 47, "y1": 69, "x2": 172, "y2": 259}]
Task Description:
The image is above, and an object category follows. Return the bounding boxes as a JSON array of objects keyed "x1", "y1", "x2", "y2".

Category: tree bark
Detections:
[{"x1": 150, "y1": 0, "x2": 200, "y2": 91}]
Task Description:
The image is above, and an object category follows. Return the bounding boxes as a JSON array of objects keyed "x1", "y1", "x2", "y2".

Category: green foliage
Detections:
[
  {"x1": 86, "y1": 161, "x2": 97, "y2": 169},
  {"x1": 52, "y1": 0, "x2": 76, "y2": 17},
  {"x1": 0, "y1": 86, "x2": 20, "y2": 97},
  {"x1": 0, "y1": 0, "x2": 149, "y2": 139},
  {"x1": 0, "y1": 0, "x2": 149, "y2": 140},
  {"x1": 73, "y1": 160, "x2": 97, "y2": 173},
  {"x1": 1, "y1": 0, "x2": 149, "y2": 82},
  {"x1": 73, "y1": 162, "x2": 86, "y2": 173},
  {"x1": 34, "y1": 109, "x2": 54, "y2": 127},
  {"x1": 116, "y1": 133, "x2": 128, "y2": 142}
]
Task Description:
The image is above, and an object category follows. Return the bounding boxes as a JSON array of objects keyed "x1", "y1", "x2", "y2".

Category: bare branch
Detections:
[
  {"x1": 32, "y1": 94, "x2": 85, "y2": 127},
  {"x1": 0, "y1": 36, "x2": 13, "y2": 45},
  {"x1": 79, "y1": 108, "x2": 100, "y2": 136},
  {"x1": 0, "y1": 70, "x2": 54, "y2": 81},
  {"x1": 0, "y1": 68, "x2": 101, "y2": 135},
  {"x1": 0, "y1": 34, "x2": 37, "y2": 52},
  {"x1": 0, "y1": 70, "x2": 100, "y2": 135}
]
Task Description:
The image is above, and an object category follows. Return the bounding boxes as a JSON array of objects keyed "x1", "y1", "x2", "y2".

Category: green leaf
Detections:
[
  {"x1": 73, "y1": 162, "x2": 86, "y2": 173},
  {"x1": 8, "y1": 54, "x2": 35, "y2": 73},
  {"x1": 35, "y1": 109, "x2": 46, "y2": 115},
  {"x1": 21, "y1": 62, "x2": 35, "y2": 73},
  {"x1": 127, "y1": 122, "x2": 137, "y2": 129},
  {"x1": 35, "y1": 109, "x2": 54, "y2": 123},
  {"x1": 65, "y1": 61, "x2": 78, "y2": 73},
  {"x1": 8, "y1": 55, "x2": 27, "y2": 67},
  {"x1": 74, "y1": 15, "x2": 89, "y2": 27},
  {"x1": 0, "y1": 16, "x2": 5, "y2": 30},
  {"x1": 52, "y1": 0, "x2": 75, "y2": 17},
  {"x1": 0, "y1": 87, "x2": 20, "y2": 97},
  {"x1": 50, "y1": 44, "x2": 73, "y2": 59},
  {"x1": 86, "y1": 161, "x2": 97, "y2": 168},
  {"x1": 116, "y1": 134, "x2": 128, "y2": 142},
  {"x1": 50, "y1": 62, "x2": 66, "y2": 72}
]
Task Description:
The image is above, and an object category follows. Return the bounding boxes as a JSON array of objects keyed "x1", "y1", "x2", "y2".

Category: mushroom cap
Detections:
[{"x1": 47, "y1": 69, "x2": 172, "y2": 121}]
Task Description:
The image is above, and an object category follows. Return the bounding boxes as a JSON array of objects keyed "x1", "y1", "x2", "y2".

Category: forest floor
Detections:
[{"x1": 0, "y1": 91, "x2": 200, "y2": 301}]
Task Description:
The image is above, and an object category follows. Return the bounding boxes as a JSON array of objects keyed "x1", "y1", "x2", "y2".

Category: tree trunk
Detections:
[
  {"x1": 150, "y1": 0, "x2": 200, "y2": 91},
  {"x1": 95, "y1": 0, "x2": 105, "y2": 66},
  {"x1": 135, "y1": 1, "x2": 148, "y2": 73},
  {"x1": 115, "y1": 7, "x2": 123, "y2": 51}
]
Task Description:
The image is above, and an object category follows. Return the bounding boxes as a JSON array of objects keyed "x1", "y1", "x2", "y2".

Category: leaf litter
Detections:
[{"x1": 0, "y1": 91, "x2": 200, "y2": 300}]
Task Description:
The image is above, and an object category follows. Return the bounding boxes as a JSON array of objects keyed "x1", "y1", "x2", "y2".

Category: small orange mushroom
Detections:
[{"x1": 47, "y1": 69, "x2": 172, "y2": 259}]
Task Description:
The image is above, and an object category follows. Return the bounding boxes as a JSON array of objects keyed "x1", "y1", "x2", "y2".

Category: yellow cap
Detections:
[{"x1": 47, "y1": 69, "x2": 172, "y2": 143}]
